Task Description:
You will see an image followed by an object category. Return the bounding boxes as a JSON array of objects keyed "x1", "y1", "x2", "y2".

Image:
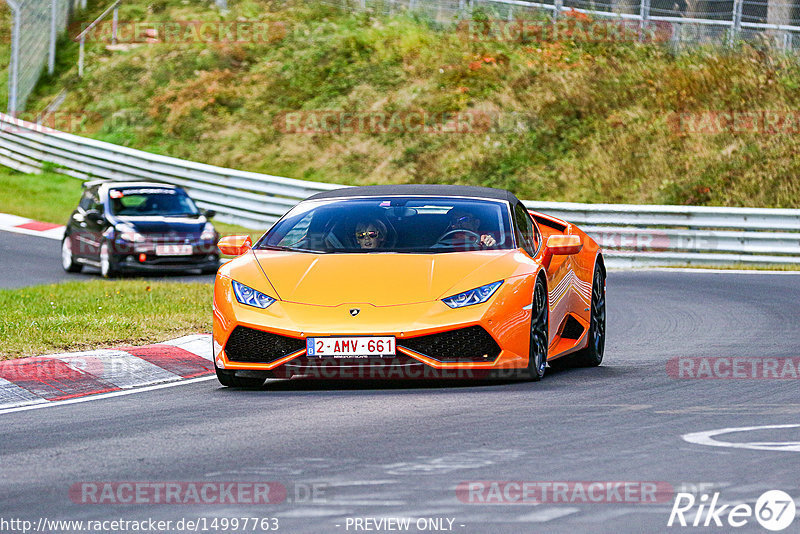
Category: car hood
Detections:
[
  {"x1": 252, "y1": 250, "x2": 522, "y2": 306},
  {"x1": 115, "y1": 216, "x2": 207, "y2": 234}
]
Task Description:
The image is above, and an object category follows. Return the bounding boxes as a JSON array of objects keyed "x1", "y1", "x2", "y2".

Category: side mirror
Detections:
[
  {"x1": 202, "y1": 209, "x2": 217, "y2": 219},
  {"x1": 218, "y1": 235, "x2": 252, "y2": 256},
  {"x1": 541, "y1": 234, "x2": 582, "y2": 269},
  {"x1": 84, "y1": 210, "x2": 104, "y2": 224}
]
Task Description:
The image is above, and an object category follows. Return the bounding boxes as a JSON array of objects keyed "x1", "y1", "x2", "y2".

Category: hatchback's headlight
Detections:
[
  {"x1": 232, "y1": 280, "x2": 275, "y2": 309},
  {"x1": 200, "y1": 222, "x2": 216, "y2": 241},
  {"x1": 116, "y1": 224, "x2": 145, "y2": 243},
  {"x1": 442, "y1": 281, "x2": 503, "y2": 309}
]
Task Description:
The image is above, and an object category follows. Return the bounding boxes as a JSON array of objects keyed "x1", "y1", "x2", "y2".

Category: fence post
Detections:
[
  {"x1": 728, "y1": 0, "x2": 743, "y2": 46},
  {"x1": 671, "y1": 21, "x2": 682, "y2": 52},
  {"x1": 112, "y1": 5, "x2": 119, "y2": 45},
  {"x1": 49, "y1": 0, "x2": 57, "y2": 75},
  {"x1": 553, "y1": 0, "x2": 563, "y2": 35},
  {"x1": 7, "y1": 3, "x2": 20, "y2": 113},
  {"x1": 78, "y1": 35, "x2": 85, "y2": 77},
  {"x1": 639, "y1": 0, "x2": 650, "y2": 42}
]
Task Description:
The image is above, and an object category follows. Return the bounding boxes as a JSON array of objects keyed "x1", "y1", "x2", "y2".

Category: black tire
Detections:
[
  {"x1": 99, "y1": 241, "x2": 118, "y2": 278},
  {"x1": 551, "y1": 264, "x2": 606, "y2": 369},
  {"x1": 525, "y1": 276, "x2": 549, "y2": 381},
  {"x1": 61, "y1": 236, "x2": 82, "y2": 273}
]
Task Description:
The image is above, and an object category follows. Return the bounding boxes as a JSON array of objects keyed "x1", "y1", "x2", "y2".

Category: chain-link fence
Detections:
[
  {"x1": 6, "y1": 0, "x2": 72, "y2": 113},
  {"x1": 321, "y1": 0, "x2": 800, "y2": 51}
]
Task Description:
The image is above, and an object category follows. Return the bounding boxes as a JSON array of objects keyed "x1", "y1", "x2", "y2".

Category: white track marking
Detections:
[
  {"x1": 0, "y1": 375, "x2": 216, "y2": 416},
  {"x1": 683, "y1": 424, "x2": 800, "y2": 452},
  {"x1": 0, "y1": 225, "x2": 63, "y2": 240},
  {"x1": 515, "y1": 507, "x2": 580, "y2": 522}
]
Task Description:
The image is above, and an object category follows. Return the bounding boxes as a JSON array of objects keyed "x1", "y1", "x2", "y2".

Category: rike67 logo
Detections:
[{"x1": 668, "y1": 490, "x2": 796, "y2": 530}]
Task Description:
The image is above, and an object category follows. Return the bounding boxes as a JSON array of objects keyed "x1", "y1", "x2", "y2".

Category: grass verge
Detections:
[{"x1": 0, "y1": 280, "x2": 211, "y2": 359}]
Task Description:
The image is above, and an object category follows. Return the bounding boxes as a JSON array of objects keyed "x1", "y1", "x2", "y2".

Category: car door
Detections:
[
  {"x1": 514, "y1": 202, "x2": 568, "y2": 342},
  {"x1": 72, "y1": 187, "x2": 106, "y2": 259}
]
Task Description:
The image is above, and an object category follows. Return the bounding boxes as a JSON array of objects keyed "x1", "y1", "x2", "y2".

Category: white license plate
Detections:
[
  {"x1": 306, "y1": 336, "x2": 396, "y2": 358},
  {"x1": 156, "y1": 244, "x2": 193, "y2": 256}
]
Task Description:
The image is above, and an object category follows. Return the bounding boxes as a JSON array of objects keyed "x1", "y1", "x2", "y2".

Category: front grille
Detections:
[
  {"x1": 398, "y1": 326, "x2": 501, "y2": 363},
  {"x1": 225, "y1": 326, "x2": 306, "y2": 364}
]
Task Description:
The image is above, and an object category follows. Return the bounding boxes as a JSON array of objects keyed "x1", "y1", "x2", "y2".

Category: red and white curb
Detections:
[
  {"x1": 0, "y1": 334, "x2": 214, "y2": 411},
  {"x1": 0, "y1": 213, "x2": 65, "y2": 240}
]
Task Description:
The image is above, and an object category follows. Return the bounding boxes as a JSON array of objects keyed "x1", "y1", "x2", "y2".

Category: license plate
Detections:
[
  {"x1": 156, "y1": 244, "x2": 193, "y2": 256},
  {"x1": 306, "y1": 336, "x2": 396, "y2": 358}
]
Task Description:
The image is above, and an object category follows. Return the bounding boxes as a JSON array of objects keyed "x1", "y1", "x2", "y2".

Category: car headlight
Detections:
[
  {"x1": 200, "y1": 222, "x2": 216, "y2": 241},
  {"x1": 442, "y1": 281, "x2": 503, "y2": 309},
  {"x1": 232, "y1": 280, "x2": 275, "y2": 309},
  {"x1": 116, "y1": 224, "x2": 145, "y2": 243}
]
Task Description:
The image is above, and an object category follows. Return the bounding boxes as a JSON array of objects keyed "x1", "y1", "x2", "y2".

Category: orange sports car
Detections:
[{"x1": 212, "y1": 185, "x2": 605, "y2": 387}]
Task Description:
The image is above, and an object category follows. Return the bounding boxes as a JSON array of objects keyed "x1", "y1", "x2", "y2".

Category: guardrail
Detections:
[
  {"x1": 0, "y1": 111, "x2": 798, "y2": 268},
  {"x1": 522, "y1": 201, "x2": 800, "y2": 267}
]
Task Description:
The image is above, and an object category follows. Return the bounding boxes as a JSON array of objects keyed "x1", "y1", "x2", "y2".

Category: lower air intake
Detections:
[
  {"x1": 225, "y1": 326, "x2": 306, "y2": 364},
  {"x1": 398, "y1": 326, "x2": 501, "y2": 363}
]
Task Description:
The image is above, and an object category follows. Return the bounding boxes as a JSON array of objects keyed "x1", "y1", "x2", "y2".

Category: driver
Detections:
[
  {"x1": 441, "y1": 208, "x2": 496, "y2": 248},
  {"x1": 354, "y1": 219, "x2": 387, "y2": 249}
]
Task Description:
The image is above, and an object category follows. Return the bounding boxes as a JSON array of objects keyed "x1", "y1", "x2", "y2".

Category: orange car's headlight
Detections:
[
  {"x1": 442, "y1": 281, "x2": 503, "y2": 309},
  {"x1": 231, "y1": 280, "x2": 276, "y2": 309}
]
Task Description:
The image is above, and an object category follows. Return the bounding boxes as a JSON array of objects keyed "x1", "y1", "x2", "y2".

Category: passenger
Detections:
[
  {"x1": 440, "y1": 208, "x2": 496, "y2": 248},
  {"x1": 354, "y1": 219, "x2": 387, "y2": 249}
]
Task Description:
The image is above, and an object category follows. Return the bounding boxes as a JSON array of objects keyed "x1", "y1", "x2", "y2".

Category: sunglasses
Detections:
[{"x1": 356, "y1": 230, "x2": 380, "y2": 239}]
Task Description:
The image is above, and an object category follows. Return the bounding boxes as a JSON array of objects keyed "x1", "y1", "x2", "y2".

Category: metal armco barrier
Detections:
[{"x1": 1, "y1": 112, "x2": 798, "y2": 268}]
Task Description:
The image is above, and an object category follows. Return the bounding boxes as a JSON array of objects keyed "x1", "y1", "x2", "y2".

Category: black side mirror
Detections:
[
  {"x1": 202, "y1": 209, "x2": 217, "y2": 219},
  {"x1": 85, "y1": 210, "x2": 104, "y2": 224}
]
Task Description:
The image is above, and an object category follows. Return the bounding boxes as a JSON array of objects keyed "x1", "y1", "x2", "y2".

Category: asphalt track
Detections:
[
  {"x1": 0, "y1": 230, "x2": 214, "y2": 288},
  {"x1": 3, "y1": 229, "x2": 800, "y2": 533}
]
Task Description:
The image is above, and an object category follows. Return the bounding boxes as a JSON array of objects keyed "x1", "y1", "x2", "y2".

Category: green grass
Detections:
[
  {"x1": 0, "y1": 280, "x2": 211, "y2": 359},
  {"x1": 7, "y1": 0, "x2": 798, "y2": 209},
  {"x1": 0, "y1": 167, "x2": 83, "y2": 224}
]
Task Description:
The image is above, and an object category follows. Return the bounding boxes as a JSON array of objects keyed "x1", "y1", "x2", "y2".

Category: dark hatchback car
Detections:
[{"x1": 61, "y1": 181, "x2": 220, "y2": 277}]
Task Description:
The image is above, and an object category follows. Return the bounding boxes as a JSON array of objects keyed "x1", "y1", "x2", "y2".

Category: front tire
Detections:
[
  {"x1": 99, "y1": 241, "x2": 117, "y2": 278},
  {"x1": 551, "y1": 264, "x2": 606, "y2": 368},
  {"x1": 526, "y1": 276, "x2": 549, "y2": 381},
  {"x1": 61, "y1": 236, "x2": 82, "y2": 273}
]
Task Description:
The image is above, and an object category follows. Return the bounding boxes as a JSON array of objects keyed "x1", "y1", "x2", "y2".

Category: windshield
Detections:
[
  {"x1": 257, "y1": 197, "x2": 514, "y2": 253},
  {"x1": 109, "y1": 187, "x2": 200, "y2": 217}
]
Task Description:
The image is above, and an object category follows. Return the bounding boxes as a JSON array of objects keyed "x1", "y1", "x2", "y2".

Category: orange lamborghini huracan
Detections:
[{"x1": 212, "y1": 185, "x2": 605, "y2": 387}]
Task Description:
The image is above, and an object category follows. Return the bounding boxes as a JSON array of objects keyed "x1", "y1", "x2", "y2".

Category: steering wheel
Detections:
[{"x1": 435, "y1": 229, "x2": 481, "y2": 246}]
